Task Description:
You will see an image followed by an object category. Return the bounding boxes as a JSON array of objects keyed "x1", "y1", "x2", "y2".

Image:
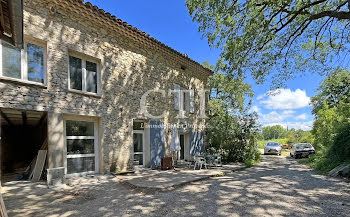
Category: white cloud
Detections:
[
  {"x1": 259, "y1": 89, "x2": 311, "y2": 110},
  {"x1": 294, "y1": 113, "x2": 307, "y2": 120},
  {"x1": 259, "y1": 110, "x2": 295, "y2": 124},
  {"x1": 263, "y1": 121, "x2": 313, "y2": 131}
]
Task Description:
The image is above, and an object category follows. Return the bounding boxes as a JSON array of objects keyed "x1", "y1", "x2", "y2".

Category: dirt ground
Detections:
[{"x1": 2, "y1": 155, "x2": 350, "y2": 217}]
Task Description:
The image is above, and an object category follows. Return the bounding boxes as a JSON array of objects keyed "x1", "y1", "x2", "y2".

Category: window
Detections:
[
  {"x1": 69, "y1": 55, "x2": 99, "y2": 94},
  {"x1": 65, "y1": 120, "x2": 98, "y2": 174},
  {"x1": 133, "y1": 121, "x2": 145, "y2": 166},
  {"x1": 0, "y1": 40, "x2": 46, "y2": 84},
  {"x1": 174, "y1": 84, "x2": 196, "y2": 114}
]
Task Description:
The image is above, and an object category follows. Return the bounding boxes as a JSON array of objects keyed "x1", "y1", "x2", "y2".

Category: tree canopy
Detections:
[
  {"x1": 205, "y1": 62, "x2": 260, "y2": 164},
  {"x1": 187, "y1": 0, "x2": 350, "y2": 88},
  {"x1": 311, "y1": 68, "x2": 350, "y2": 114},
  {"x1": 262, "y1": 125, "x2": 286, "y2": 140}
]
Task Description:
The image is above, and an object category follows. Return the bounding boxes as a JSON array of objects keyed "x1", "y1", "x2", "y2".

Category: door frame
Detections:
[
  {"x1": 133, "y1": 130, "x2": 145, "y2": 167},
  {"x1": 63, "y1": 115, "x2": 99, "y2": 176}
]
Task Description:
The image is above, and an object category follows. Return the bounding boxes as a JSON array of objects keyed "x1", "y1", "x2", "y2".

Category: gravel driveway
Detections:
[{"x1": 3, "y1": 155, "x2": 350, "y2": 217}]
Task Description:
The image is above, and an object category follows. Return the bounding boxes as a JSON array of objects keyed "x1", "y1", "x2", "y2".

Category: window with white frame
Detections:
[
  {"x1": 69, "y1": 55, "x2": 99, "y2": 94},
  {"x1": 0, "y1": 40, "x2": 46, "y2": 84},
  {"x1": 65, "y1": 120, "x2": 98, "y2": 174},
  {"x1": 174, "y1": 84, "x2": 195, "y2": 113}
]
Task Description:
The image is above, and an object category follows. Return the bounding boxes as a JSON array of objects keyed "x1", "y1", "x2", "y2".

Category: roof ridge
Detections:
[{"x1": 70, "y1": 0, "x2": 213, "y2": 74}]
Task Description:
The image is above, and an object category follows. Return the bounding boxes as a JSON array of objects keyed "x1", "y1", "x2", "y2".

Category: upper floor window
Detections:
[
  {"x1": 173, "y1": 83, "x2": 195, "y2": 114},
  {"x1": 68, "y1": 55, "x2": 99, "y2": 94},
  {"x1": 0, "y1": 40, "x2": 46, "y2": 84}
]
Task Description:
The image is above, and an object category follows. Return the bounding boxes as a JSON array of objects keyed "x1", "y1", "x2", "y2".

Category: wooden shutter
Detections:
[
  {"x1": 150, "y1": 121, "x2": 165, "y2": 169},
  {"x1": 189, "y1": 130, "x2": 204, "y2": 156},
  {"x1": 0, "y1": 0, "x2": 12, "y2": 37}
]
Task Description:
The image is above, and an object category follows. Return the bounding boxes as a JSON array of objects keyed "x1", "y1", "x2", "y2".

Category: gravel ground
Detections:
[{"x1": 3, "y1": 155, "x2": 350, "y2": 217}]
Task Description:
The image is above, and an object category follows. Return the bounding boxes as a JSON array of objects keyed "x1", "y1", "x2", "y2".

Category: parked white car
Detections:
[
  {"x1": 290, "y1": 143, "x2": 315, "y2": 159},
  {"x1": 264, "y1": 142, "x2": 282, "y2": 155}
]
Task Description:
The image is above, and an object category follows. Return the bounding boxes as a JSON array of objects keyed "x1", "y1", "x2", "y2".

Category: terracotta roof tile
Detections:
[{"x1": 71, "y1": 0, "x2": 213, "y2": 74}]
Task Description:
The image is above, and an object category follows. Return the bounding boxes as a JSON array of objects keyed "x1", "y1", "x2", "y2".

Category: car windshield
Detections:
[
  {"x1": 296, "y1": 143, "x2": 312, "y2": 149},
  {"x1": 267, "y1": 142, "x2": 279, "y2": 147}
]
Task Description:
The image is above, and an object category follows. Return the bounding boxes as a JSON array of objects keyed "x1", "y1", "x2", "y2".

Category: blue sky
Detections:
[{"x1": 88, "y1": 0, "x2": 326, "y2": 130}]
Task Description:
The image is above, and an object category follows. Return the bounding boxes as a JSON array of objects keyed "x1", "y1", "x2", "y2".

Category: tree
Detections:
[
  {"x1": 262, "y1": 125, "x2": 286, "y2": 140},
  {"x1": 311, "y1": 68, "x2": 350, "y2": 114},
  {"x1": 309, "y1": 70, "x2": 350, "y2": 172},
  {"x1": 205, "y1": 62, "x2": 260, "y2": 163},
  {"x1": 187, "y1": 0, "x2": 350, "y2": 88}
]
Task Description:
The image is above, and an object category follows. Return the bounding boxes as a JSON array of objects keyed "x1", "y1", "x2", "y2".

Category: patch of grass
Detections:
[
  {"x1": 281, "y1": 149, "x2": 290, "y2": 157},
  {"x1": 297, "y1": 158, "x2": 310, "y2": 164},
  {"x1": 244, "y1": 156, "x2": 261, "y2": 168},
  {"x1": 296, "y1": 152, "x2": 350, "y2": 175}
]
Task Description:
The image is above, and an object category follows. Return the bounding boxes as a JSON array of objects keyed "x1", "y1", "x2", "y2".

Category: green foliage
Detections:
[
  {"x1": 209, "y1": 72, "x2": 254, "y2": 111},
  {"x1": 286, "y1": 129, "x2": 315, "y2": 145},
  {"x1": 187, "y1": 0, "x2": 350, "y2": 88},
  {"x1": 311, "y1": 68, "x2": 350, "y2": 114},
  {"x1": 208, "y1": 107, "x2": 261, "y2": 163},
  {"x1": 244, "y1": 146, "x2": 262, "y2": 167},
  {"x1": 206, "y1": 63, "x2": 260, "y2": 164},
  {"x1": 308, "y1": 70, "x2": 350, "y2": 173},
  {"x1": 262, "y1": 125, "x2": 287, "y2": 140},
  {"x1": 257, "y1": 126, "x2": 314, "y2": 149}
]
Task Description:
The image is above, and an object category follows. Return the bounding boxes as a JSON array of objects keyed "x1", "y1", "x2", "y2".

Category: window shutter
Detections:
[
  {"x1": 0, "y1": 0, "x2": 12, "y2": 37},
  {"x1": 174, "y1": 84, "x2": 180, "y2": 110},
  {"x1": 190, "y1": 89, "x2": 195, "y2": 113}
]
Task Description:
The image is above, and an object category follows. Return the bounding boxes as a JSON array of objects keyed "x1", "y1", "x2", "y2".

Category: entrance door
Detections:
[
  {"x1": 179, "y1": 134, "x2": 185, "y2": 160},
  {"x1": 65, "y1": 119, "x2": 98, "y2": 175},
  {"x1": 133, "y1": 131, "x2": 144, "y2": 166}
]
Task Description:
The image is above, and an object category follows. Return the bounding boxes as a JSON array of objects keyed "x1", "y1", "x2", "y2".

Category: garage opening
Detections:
[{"x1": 0, "y1": 108, "x2": 47, "y2": 183}]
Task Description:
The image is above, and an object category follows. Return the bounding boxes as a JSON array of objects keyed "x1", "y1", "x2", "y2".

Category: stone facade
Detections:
[{"x1": 0, "y1": 0, "x2": 211, "y2": 174}]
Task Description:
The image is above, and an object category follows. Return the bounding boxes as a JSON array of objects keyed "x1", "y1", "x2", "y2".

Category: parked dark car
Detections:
[{"x1": 290, "y1": 143, "x2": 315, "y2": 159}]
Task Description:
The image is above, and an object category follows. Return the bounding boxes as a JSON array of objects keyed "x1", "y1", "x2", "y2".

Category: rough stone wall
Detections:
[{"x1": 0, "y1": 0, "x2": 210, "y2": 173}]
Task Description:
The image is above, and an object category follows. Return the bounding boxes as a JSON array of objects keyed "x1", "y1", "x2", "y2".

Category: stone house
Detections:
[{"x1": 0, "y1": 0, "x2": 212, "y2": 180}]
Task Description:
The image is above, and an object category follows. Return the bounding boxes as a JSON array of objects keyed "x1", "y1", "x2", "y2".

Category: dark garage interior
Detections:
[{"x1": 0, "y1": 108, "x2": 47, "y2": 183}]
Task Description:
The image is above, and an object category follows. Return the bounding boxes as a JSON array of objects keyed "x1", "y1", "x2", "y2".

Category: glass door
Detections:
[
  {"x1": 179, "y1": 134, "x2": 185, "y2": 160},
  {"x1": 133, "y1": 131, "x2": 144, "y2": 166},
  {"x1": 65, "y1": 120, "x2": 97, "y2": 175}
]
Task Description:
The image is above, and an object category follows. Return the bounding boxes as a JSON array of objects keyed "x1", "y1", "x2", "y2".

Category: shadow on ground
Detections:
[{"x1": 2, "y1": 156, "x2": 350, "y2": 217}]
